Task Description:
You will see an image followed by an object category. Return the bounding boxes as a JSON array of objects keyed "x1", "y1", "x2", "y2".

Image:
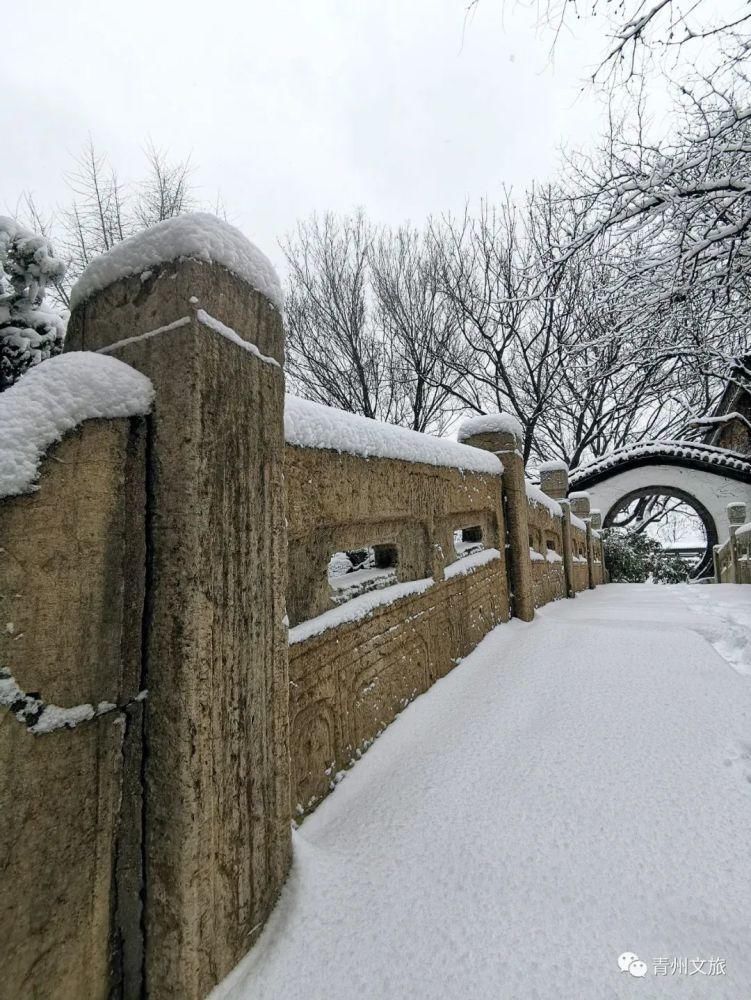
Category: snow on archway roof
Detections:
[{"x1": 570, "y1": 439, "x2": 751, "y2": 487}]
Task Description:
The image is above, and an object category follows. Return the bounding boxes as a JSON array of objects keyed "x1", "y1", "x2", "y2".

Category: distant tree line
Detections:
[
  {"x1": 5, "y1": 0, "x2": 750, "y2": 475},
  {"x1": 282, "y1": 197, "x2": 724, "y2": 466}
]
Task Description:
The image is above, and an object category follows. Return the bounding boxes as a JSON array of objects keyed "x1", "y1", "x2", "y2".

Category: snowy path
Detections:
[{"x1": 212, "y1": 585, "x2": 751, "y2": 1000}]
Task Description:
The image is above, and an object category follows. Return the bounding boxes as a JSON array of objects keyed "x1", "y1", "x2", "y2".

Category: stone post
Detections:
[
  {"x1": 568, "y1": 491, "x2": 591, "y2": 520},
  {"x1": 589, "y1": 511, "x2": 603, "y2": 584},
  {"x1": 66, "y1": 217, "x2": 291, "y2": 999},
  {"x1": 559, "y1": 499, "x2": 576, "y2": 598},
  {"x1": 458, "y1": 416, "x2": 534, "y2": 621},
  {"x1": 728, "y1": 502, "x2": 747, "y2": 528},
  {"x1": 727, "y1": 503, "x2": 746, "y2": 585},
  {"x1": 712, "y1": 544, "x2": 722, "y2": 584},
  {"x1": 539, "y1": 461, "x2": 569, "y2": 501},
  {"x1": 570, "y1": 494, "x2": 595, "y2": 590}
]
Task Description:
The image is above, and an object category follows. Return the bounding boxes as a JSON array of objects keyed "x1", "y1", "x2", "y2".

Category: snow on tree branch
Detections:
[{"x1": 0, "y1": 218, "x2": 66, "y2": 391}]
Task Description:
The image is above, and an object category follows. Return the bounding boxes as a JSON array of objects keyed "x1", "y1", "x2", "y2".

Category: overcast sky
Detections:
[{"x1": 5, "y1": 0, "x2": 627, "y2": 274}]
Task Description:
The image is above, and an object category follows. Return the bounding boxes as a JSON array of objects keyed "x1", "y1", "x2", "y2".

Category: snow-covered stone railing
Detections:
[
  {"x1": 284, "y1": 404, "x2": 508, "y2": 817},
  {"x1": 285, "y1": 414, "x2": 608, "y2": 819},
  {"x1": 2, "y1": 213, "x2": 610, "y2": 1000},
  {"x1": 714, "y1": 503, "x2": 751, "y2": 584},
  {"x1": 532, "y1": 461, "x2": 606, "y2": 596},
  {"x1": 3, "y1": 214, "x2": 291, "y2": 1000},
  {"x1": 526, "y1": 480, "x2": 568, "y2": 607}
]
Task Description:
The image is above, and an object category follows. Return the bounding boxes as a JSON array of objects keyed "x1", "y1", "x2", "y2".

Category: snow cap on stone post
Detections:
[
  {"x1": 538, "y1": 460, "x2": 569, "y2": 501},
  {"x1": 568, "y1": 491, "x2": 591, "y2": 519},
  {"x1": 727, "y1": 502, "x2": 747, "y2": 526},
  {"x1": 456, "y1": 412, "x2": 524, "y2": 456},
  {"x1": 65, "y1": 212, "x2": 284, "y2": 361}
]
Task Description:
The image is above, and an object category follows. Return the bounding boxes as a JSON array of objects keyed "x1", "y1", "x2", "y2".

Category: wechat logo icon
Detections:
[{"x1": 618, "y1": 952, "x2": 648, "y2": 978}]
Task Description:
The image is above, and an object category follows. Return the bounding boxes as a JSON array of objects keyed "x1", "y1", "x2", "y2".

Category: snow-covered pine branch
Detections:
[{"x1": 0, "y1": 218, "x2": 66, "y2": 391}]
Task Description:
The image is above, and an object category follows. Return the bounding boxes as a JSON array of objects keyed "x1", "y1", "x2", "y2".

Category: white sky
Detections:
[{"x1": 4, "y1": 0, "x2": 648, "y2": 274}]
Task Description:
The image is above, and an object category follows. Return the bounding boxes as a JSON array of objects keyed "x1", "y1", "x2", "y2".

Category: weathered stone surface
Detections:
[
  {"x1": 591, "y1": 532, "x2": 605, "y2": 586},
  {"x1": 571, "y1": 524, "x2": 590, "y2": 593},
  {"x1": 65, "y1": 257, "x2": 283, "y2": 365},
  {"x1": 67, "y1": 266, "x2": 291, "y2": 1000},
  {"x1": 727, "y1": 502, "x2": 747, "y2": 526},
  {"x1": 569, "y1": 493, "x2": 591, "y2": 518},
  {"x1": 0, "y1": 417, "x2": 145, "y2": 1000},
  {"x1": 458, "y1": 428, "x2": 535, "y2": 622},
  {"x1": 290, "y1": 559, "x2": 507, "y2": 816},
  {"x1": 559, "y1": 500, "x2": 575, "y2": 598},
  {"x1": 733, "y1": 529, "x2": 751, "y2": 583},
  {"x1": 285, "y1": 445, "x2": 504, "y2": 626},
  {"x1": 539, "y1": 465, "x2": 569, "y2": 500},
  {"x1": 285, "y1": 440, "x2": 509, "y2": 815},
  {"x1": 527, "y1": 498, "x2": 566, "y2": 608}
]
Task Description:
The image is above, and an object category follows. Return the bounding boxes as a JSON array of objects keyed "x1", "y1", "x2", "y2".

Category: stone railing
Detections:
[
  {"x1": 714, "y1": 502, "x2": 751, "y2": 584},
  {"x1": 0, "y1": 215, "x2": 609, "y2": 1000},
  {"x1": 284, "y1": 404, "x2": 507, "y2": 816}
]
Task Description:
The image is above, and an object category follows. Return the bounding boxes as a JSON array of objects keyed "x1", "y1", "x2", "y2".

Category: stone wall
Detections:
[
  {"x1": 1, "y1": 215, "x2": 609, "y2": 1000},
  {"x1": 289, "y1": 557, "x2": 505, "y2": 816},
  {"x1": 286, "y1": 446, "x2": 503, "y2": 626}
]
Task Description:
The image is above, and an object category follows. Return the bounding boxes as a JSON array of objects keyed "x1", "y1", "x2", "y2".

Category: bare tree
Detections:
[
  {"x1": 561, "y1": 92, "x2": 751, "y2": 418},
  {"x1": 489, "y1": 1, "x2": 751, "y2": 84},
  {"x1": 283, "y1": 211, "x2": 468, "y2": 433},
  {"x1": 132, "y1": 142, "x2": 194, "y2": 230},
  {"x1": 17, "y1": 139, "x2": 195, "y2": 308},
  {"x1": 283, "y1": 211, "x2": 387, "y2": 420},
  {"x1": 369, "y1": 224, "x2": 468, "y2": 432},
  {"x1": 429, "y1": 191, "x2": 571, "y2": 461}
]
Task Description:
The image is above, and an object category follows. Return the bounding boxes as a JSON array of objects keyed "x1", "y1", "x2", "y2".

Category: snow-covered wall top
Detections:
[
  {"x1": 525, "y1": 480, "x2": 562, "y2": 518},
  {"x1": 0, "y1": 353, "x2": 154, "y2": 498},
  {"x1": 285, "y1": 396, "x2": 502, "y2": 475},
  {"x1": 736, "y1": 521, "x2": 751, "y2": 539},
  {"x1": 69, "y1": 213, "x2": 283, "y2": 313},
  {"x1": 456, "y1": 412, "x2": 524, "y2": 445},
  {"x1": 570, "y1": 440, "x2": 751, "y2": 487}
]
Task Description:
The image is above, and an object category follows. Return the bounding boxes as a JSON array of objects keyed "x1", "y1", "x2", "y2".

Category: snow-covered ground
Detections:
[{"x1": 212, "y1": 585, "x2": 751, "y2": 1000}]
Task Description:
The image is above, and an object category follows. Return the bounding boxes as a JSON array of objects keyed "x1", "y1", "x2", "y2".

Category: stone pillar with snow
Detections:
[
  {"x1": 727, "y1": 502, "x2": 747, "y2": 583},
  {"x1": 538, "y1": 462, "x2": 575, "y2": 598},
  {"x1": 538, "y1": 460, "x2": 569, "y2": 502},
  {"x1": 458, "y1": 413, "x2": 535, "y2": 621},
  {"x1": 66, "y1": 214, "x2": 291, "y2": 999},
  {"x1": 568, "y1": 491, "x2": 591, "y2": 520},
  {"x1": 570, "y1": 492, "x2": 596, "y2": 590}
]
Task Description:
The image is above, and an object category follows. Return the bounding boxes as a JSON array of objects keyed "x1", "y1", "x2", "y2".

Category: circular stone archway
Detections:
[{"x1": 603, "y1": 485, "x2": 718, "y2": 579}]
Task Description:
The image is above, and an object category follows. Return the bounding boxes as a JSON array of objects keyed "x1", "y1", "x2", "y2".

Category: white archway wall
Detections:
[{"x1": 585, "y1": 464, "x2": 751, "y2": 545}]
